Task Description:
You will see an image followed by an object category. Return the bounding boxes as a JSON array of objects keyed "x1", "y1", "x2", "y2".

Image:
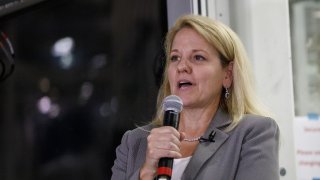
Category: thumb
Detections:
[{"x1": 179, "y1": 132, "x2": 186, "y2": 141}]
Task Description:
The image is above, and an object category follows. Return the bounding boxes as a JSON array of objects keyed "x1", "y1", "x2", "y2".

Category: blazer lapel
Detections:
[{"x1": 182, "y1": 109, "x2": 231, "y2": 179}]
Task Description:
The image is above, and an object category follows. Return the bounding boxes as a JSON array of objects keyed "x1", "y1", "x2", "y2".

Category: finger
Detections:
[
  {"x1": 151, "y1": 126, "x2": 180, "y2": 139},
  {"x1": 154, "y1": 133, "x2": 181, "y2": 145},
  {"x1": 147, "y1": 148, "x2": 182, "y2": 160},
  {"x1": 158, "y1": 141, "x2": 180, "y2": 152},
  {"x1": 143, "y1": 148, "x2": 182, "y2": 173},
  {"x1": 148, "y1": 133, "x2": 181, "y2": 150},
  {"x1": 149, "y1": 127, "x2": 181, "y2": 143}
]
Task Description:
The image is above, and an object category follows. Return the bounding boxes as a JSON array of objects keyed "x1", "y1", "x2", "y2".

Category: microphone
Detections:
[
  {"x1": 156, "y1": 95, "x2": 183, "y2": 180},
  {"x1": 199, "y1": 130, "x2": 216, "y2": 143}
]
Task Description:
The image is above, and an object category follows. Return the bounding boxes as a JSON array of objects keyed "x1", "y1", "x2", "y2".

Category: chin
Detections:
[
  {"x1": 171, "y1": 93, "x2": 192, "y2": 105},
  {"x1": 179, "y1": 97, "x2": 191, "y2": 106}
]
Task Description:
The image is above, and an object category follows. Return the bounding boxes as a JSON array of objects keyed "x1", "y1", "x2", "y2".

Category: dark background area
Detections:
[{"x1": 0, "y1": 0, "x2": 167, "y2": 179}]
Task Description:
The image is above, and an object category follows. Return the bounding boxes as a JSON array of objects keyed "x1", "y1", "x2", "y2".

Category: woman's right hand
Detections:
[{"x1": 139, "y1": 126, "x2": 184, "y2": 180}]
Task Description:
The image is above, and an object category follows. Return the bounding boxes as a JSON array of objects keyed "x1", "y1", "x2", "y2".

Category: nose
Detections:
[{"x1": 177, "y1": 58, "x2": 191, "y2": 73}]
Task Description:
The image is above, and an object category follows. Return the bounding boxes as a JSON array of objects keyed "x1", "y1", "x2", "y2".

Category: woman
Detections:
[{"x1": 111, "y1": 15, "x2": 279, "y2": 180}]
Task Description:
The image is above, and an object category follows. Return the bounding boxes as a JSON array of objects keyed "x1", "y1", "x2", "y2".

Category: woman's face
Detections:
[{"x1": 168, "y1": 27, "x2": 229, "y2": 109}]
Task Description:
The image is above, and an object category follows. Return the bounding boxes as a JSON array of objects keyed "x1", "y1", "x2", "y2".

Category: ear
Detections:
[{"x1": 223, "y1": 61, "x2": 233, "y2": 88}]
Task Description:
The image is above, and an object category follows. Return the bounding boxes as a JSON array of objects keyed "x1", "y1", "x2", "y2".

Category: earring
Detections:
[{"x1": 225, "y1": 87, "x2": 230, "y2": 99}]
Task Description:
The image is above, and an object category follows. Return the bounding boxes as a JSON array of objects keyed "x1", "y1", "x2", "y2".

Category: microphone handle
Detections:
[
  {"x1": 156, "y1": 110, "x2": 180, "y2": 180},
  {"x1": 163, "y1": 110, "x2": 180, "y2": 128}
]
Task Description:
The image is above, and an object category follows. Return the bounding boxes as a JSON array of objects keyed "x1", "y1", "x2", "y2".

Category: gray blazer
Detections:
[{"x1": 111, "y1": 109, "x2": 280, "y2": 180}]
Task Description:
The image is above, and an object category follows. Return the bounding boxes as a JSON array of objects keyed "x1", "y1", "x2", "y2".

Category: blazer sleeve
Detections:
[
  {"x1": 111, "y1": 130, "x2": 141, "y2": 180},
  {"x1": 235, "y1": 117, "x2": 280, "y2": 180},
  {"x1": 111, "y1": 130, "x2": 130, "y2": 180}
]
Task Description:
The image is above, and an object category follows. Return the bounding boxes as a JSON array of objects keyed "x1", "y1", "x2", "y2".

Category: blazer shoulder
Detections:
[
  {"x1": 240, "y1": 114, "x2": 278, "y2": 128},
  {"x1": 235, "y1": 114, "x2": 279, "y2": 138},
  {"x1": 124, "y1": 124, "x2": 154, "y2": 143}
]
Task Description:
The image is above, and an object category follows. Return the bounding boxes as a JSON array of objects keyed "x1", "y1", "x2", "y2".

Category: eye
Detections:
[
  {"x1": 194, "y1": 55, "x2": 206, "y2": 61},
  {"x1": 170, "y1": 55, "x2": 180, "y2": 62}
]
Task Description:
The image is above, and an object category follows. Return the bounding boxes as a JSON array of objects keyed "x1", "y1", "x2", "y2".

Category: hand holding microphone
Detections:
[{"x1": 140, "y1": 95, "x2": 183, "y2": 180}]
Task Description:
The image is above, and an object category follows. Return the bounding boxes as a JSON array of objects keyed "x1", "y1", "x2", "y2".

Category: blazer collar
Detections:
[{"x1": 182, "y1": 108, "x2": 232, "y2": 179}]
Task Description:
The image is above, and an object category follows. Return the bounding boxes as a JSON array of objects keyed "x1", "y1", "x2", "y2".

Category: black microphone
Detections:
[
  {"x1": 156, "y1": 95, "x2": 183, "y2": 180},
  {"x1": 199, "y1": 130, "x2": 216, "y2": 143}
]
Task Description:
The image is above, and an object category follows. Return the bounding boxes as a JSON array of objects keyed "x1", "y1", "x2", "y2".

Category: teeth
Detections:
[
  {"x1": 180, "y1": 81, "x2": 188, "y2": 84},
  {"x1": 178, "y1": 81, "x2": 192, "y2": 88}
]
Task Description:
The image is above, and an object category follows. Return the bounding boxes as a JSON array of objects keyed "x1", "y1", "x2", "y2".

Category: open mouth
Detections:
[{"x1": 178, "y1": 81, "x2": 193, "y2": 88}]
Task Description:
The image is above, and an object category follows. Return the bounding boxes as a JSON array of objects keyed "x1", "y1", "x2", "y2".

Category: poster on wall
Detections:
[{"x1": 294, "y1": 115, "x2": 320, "y2": 180}]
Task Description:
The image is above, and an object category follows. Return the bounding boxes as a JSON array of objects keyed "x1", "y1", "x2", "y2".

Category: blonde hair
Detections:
[{"x1": 152, "y1": 15, "x2": 269, "y2": 130}]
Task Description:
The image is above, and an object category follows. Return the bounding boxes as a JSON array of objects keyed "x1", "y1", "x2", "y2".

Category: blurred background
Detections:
[
  {"x1": 0, "y1": 0, "x2": 167, "y2": 179},
  {"x1": 0, "y1": 0, "x2": 319, "y2": 180}
]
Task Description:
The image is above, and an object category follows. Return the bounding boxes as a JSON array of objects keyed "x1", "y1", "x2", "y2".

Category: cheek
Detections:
[
  {"x1": 167, "y1": 66, "x2": 175, "y2": 89},
  {"x1": 200, "y1": 70, "x2": 224, "y2": 90}
]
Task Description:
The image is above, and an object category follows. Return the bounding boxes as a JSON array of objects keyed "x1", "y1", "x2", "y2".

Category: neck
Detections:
[{"x1": 179, "y1": 103, "x2": 219, "y2": 136}]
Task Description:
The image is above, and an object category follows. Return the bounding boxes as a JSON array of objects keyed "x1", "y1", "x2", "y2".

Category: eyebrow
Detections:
[{"x1": 170, "y1": 49, "x2": 208, "y2": 54}]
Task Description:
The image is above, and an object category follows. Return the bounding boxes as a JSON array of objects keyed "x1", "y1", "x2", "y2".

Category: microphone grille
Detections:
[{"x1": 162, "y1": 95, "x2": 183, "y2": 113}]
